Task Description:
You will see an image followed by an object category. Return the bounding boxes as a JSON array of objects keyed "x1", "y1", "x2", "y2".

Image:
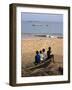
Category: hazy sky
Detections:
[
  {"x1": 21, "y1": 12, "x2": 63, "y2": 22},
  {"x1": 21, "y1": 12, "x2": 63, "y2": 34}
]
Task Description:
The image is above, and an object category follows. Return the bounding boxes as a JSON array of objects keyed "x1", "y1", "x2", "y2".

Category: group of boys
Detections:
[{"x1": 35, "y1": 47, "x2": 53, "y2": 64}]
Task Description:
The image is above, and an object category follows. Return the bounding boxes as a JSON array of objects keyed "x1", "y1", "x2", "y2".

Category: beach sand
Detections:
[{"x1": 21, "y1": 37, "x2": 63, "y2": 77}]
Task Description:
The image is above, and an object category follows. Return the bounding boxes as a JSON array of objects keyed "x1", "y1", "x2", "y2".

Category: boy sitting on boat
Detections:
[
  {"x1": 39, "y1": 50, "x2": 44, "y2": 62},
  {"x1": 42, "y1": 48, "x2": 47, "y2": 60},
  {"x1": 35, "y1": 51, "x2": 40, "y2": 64},
  {"x1": 47, "y1": 47, "x2": 54, "y2": 62}
]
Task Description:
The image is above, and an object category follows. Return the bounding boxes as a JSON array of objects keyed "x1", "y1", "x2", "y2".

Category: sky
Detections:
[
  {"x1": 21, "y1": 12, "x2": 63, "y2": 22},
  {"x1": 21, "y1": 12, "x2": 63, "y2": 35}
]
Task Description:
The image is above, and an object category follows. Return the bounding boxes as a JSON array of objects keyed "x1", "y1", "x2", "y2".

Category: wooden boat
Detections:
[{"x1": 26, "y1": 56, "x2": 54, "y2": 71}]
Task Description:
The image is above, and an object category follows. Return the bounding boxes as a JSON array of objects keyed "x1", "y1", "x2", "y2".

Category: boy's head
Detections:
[
  {"x1": 36, "y1": 51, "x2": 39, "y2": 54},
  {"x1": 42, "y1": 48, "x2": 45, "y2": 52},
  {"x1": 40, "y1": 50, "x2": 42, "y2": 54},
  {"x1": 48, "y1": 47, "x2": 51, "y2": 50}
]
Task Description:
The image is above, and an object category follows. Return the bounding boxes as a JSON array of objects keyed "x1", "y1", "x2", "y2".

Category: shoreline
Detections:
[{"x1": 21, "y1": 36, "x2": 63, "y2": 40}]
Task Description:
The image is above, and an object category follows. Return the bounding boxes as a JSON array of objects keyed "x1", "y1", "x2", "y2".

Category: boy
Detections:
[
  {"x1": 35, "y1": 51, "x2": 40, "y2": 64},
  {"x1": 39, "y1": 50, "x2": 44, "y2": 62},
  {"x1": 42, "y1": 48, "x2": 47, "y2": 60}
]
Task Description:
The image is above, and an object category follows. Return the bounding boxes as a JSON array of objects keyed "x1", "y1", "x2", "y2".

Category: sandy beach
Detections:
[{"x1": 21, "y1": 37, "x2": 63, "y2": 77}]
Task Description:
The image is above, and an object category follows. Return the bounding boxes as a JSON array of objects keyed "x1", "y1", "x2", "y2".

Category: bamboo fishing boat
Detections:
[{"x1": 25, "y1": 56, "x2": 54, "y2": 71}]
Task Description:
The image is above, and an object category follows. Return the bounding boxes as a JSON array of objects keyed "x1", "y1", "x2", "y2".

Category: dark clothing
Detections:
[
  {"x1": 35, "y1": 54, "x2": 40, "y2": 64},
  {"x1": 47, "y1": 50, "x2": 54, "y2": 62},
  {"x1": 47, "y1": 50, "x2": 51, "y2": 59}
]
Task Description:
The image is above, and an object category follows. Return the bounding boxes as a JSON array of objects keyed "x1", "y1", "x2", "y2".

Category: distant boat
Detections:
[
  {"x1": 46, "y1": 35, "x2": 49, "y2": 37},
  {"x1": 35, "y1": 35, "x2": 46, "y2": 37}
]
